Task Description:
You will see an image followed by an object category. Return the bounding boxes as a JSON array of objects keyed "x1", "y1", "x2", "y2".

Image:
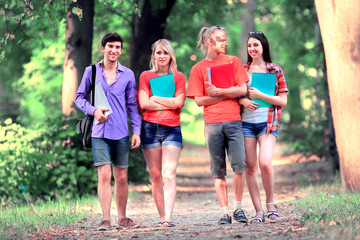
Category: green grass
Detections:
[
  {"x1": 0, "y1": 195, "x2": 98, "y2": 240},
  {"x1": 295, "y1": 180, "x2": 360, "y2": 239}
]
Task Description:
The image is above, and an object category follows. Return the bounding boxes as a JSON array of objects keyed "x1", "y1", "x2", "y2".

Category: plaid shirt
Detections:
[{"x1": 245, "y1": 62, "x2": 288, "y2": 134}]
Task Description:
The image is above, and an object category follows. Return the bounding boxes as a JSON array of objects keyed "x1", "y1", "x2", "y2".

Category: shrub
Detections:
[{"x1": 0, "y1": 116, "x2": 148, "y2": 203}]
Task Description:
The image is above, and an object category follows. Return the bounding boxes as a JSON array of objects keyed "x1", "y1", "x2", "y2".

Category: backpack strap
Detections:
[{"x1": 90, "y1": 64, "x2": 96, "y2": 105}]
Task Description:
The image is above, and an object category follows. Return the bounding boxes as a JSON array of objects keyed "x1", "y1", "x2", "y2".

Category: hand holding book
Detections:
[
  {"x1": 248, "y1": 87, "x2": 263, "y2": 99},
  {"x1": 94, "y1": 83, "x2": 113, "y2": 124},
  {"x1": 207, "y1": 62, "x2": 235, "y2": 89},
  {"x1": 206, "y1": 83, "x2": 222, "y2": 97},
  {"x1": 250, "y1": 73, "x2": 276, "y2": 107}
]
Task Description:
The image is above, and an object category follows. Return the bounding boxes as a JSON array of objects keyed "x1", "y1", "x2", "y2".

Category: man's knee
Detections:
[
  {"x1": 98, "y1": 169, "x2": 112, "y2": 184},
  {"x1": 114, "y1": 168, "x2": 128, "y2": 185}
]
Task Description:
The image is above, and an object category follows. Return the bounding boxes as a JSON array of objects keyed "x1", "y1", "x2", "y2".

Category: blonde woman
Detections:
[{"x1": 138, "y1": 39, "x2": 186, "y2": 227}]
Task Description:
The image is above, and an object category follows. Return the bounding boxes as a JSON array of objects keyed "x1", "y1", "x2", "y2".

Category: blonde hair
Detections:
[
  {"x1": 150, "y1": 39, "x2": 177, "y2": 74},
  {"x1": 197, "y1": 26, "x2": 226, "y2": 55}
]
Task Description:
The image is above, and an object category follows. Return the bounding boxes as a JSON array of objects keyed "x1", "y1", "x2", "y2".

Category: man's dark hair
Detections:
[{"x1": 101, "y1": 33, "x2": 123, "y2": 48}]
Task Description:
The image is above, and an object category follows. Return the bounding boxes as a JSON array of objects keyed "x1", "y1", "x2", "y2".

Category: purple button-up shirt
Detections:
[{"x1": 75, "y1": 61, "x2": 141, "y2": 140}]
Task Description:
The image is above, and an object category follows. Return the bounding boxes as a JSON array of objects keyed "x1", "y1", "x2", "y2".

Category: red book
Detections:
[{"x1": 207, "y1": 62, "x2": 235, "y2": 88}]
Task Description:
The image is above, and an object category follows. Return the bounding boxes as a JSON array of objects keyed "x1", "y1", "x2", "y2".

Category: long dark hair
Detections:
[{"x1": 247, "y1": 32, "x2": 272, "y2": 64}]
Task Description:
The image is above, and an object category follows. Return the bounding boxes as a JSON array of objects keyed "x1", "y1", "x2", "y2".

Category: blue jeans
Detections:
[
  {"x1": 91, "y1": 136, "x2": 129, "y2": 168},
  {"x1": 204, "y1": 120, "x2": 246, "y2": 178},
  {"x1": 242, "y1": 122, "x2": 278, "y2": 138},
  {"x1": 140, "y1": 120, "x2": 183, "y2": 149}
]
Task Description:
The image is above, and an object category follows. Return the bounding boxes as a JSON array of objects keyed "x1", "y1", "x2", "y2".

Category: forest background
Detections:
[{"x1": 0, "y1": 0, "x2": 355, "y2": 203}]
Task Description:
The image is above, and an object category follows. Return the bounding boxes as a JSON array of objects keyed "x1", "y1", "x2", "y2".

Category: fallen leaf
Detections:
[
  {"x1": 329, "y1": 220, "x2": 337, "y2": 226},
  {"x1": 190, "y1": 232, "x2": 200, "y2": 237}
]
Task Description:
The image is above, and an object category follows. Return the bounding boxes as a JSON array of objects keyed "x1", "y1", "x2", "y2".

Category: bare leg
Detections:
[
  {"x1": 233, "y1": 172, "x2": 246, "y2": 202},
  {"x1": 143, "y1": 148, "x2": 165, "y2": 221},
  {"x1": 244, "y1": 137, "x2": 264, "y2": 214},
  {"x1": 214, "y1": 177, "x2": 228, "y2": 207},
  {"x1": 97, "y1": 164, "x2": 113, "y2": 221},
  {"x1": 162, "y1": 145, "x2": 181, "y2": 221},
  {"x1": 258, "y1": 134, "x2": 277, "y2": 217},
  {"x1": 113, "y1": 167, "x2": 128, "y2": 219}
]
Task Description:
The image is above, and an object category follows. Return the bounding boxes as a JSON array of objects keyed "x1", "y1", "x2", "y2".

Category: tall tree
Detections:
[
  {"x1": 315, "y1": 0, "x2": 360, "y2": 192},
  {"x1": 62, "y1": 0, "x2": 94, "y2": 115},
  {"x1": 0, "y1": 0, "x2": 61, "y2": 121},
  {"x1": 130, "y1": 0, "x2": 177, "y2": 83},
  {"x1": 238, "y1": 0, "x2": 255, "y2": 63}
]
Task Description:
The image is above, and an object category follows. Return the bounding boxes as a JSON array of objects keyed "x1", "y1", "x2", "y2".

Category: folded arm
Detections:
[
  {"x1": 138, "y1": 90, "x2": 172, "y2": 111},
  {"x1": 150, "y1": 93, "x2": 186, "y2": 110},
  {"x1": 206, "y1": 82, "x2": 247, "y2": 99},
  {"x1": 194, "y1": 96, "x2": 225, "y2": 107}
]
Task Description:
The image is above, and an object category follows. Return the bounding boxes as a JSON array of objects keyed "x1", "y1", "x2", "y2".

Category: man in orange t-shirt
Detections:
[{"x1": 187, "y1": 26, "x2": 249, "y2": 225}]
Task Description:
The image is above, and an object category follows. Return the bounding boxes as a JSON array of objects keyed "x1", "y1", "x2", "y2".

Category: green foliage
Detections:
[
  {"x1": 296, "y1": 181, "x2": 360, "y2": 238},
  {"x1": 0, "y1": 115, "x2": 148, "y2": 204},
  {"x1": 128, "y1": 147, "x2": 148, "y2": 183},
  {"x1": 1, "y1": 4, "x2": 147, "y2": 204},
  {"x1": 2, "y1": 0, "x2": 336, "y2": 161},
  {"x1": 0, "y1": 117, "x2": 97, "y2": 203},
  {"x1": 0, "y1": 0, "x2": 66, "y2": 121},
  {"x1": 0, "y1": 196, "x2": 96, "y2": 239},
  {"x1": 13, "y1": 20, "x2": 66, "y2": 126},
  {"x1": 253, "y1": 0, "x2": 332, "y2": 160},
  {"x1": 0, "y1": 0, "x2": 66, "y2": 61}
]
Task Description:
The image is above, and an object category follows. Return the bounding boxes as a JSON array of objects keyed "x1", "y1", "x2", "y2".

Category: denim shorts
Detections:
[
  {"x1": 242, "y1": 122, "x2": 278, "y2": 138},
  {"x1": 91, "y1": 136, "x2": 129, "y2": 168},
  {"x1": 204, "y1": 120, "x2": 246, "y2": 178},
  {"x1": 140, "y1": 120, "x2": 183, "y2": 149}
]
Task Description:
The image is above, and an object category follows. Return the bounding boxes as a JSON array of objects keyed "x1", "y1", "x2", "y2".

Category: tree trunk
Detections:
[
  {"x1": 239, "y1": 0, "x2": 256, "y2": 63},
  {"x1": 62, "y1": 0, "x2": 94, "y2": 115},
  {"x1": 323, "y1": 58, "x2": 339, "y2": 174},
  {"x1": 315, "y1": 0, "x2": 360, "y2": 192},
  {"x1": 130, "y1": 0, "x2": 177, "y2": 85}
]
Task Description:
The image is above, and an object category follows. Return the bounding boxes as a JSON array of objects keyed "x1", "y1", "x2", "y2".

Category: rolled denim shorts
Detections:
[
  {"x1": 204, "y1": 120, "x2": 246, "y2": 178},
  {"x1": 242, "y1": 122, "x2": 278, "y2": 138},
  {"x1": 91, "y1": 136, "x2": 129, "y2": 168},
  {"x1": 140, "y1": 120, "x2": 183, "y2": 149}
]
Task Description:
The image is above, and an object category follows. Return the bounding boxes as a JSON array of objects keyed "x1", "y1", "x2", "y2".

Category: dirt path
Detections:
[{"x1": 29, "y1": 143, "x2": 331, "y2": 239}]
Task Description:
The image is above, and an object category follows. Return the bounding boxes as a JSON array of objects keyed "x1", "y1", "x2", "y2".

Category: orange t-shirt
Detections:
[
  {"x1": 186, "y1": 54, "x2": 248, "y2": 123},
  {"x1": 138, "y1": 71, "x2": 186, "y2": 127}
]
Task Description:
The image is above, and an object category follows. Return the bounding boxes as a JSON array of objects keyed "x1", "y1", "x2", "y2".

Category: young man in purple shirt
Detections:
[{"x1": 75, "y1": 33, "x2": 141, "y2": 231}]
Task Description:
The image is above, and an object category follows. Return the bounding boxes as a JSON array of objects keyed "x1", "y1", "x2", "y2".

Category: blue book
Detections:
[
  {"x1": 149, "y1": 74, "x2": 176, "y2": 97},
  {"x1": 251, "y1": 73, "x2": 276, "y2": 107}
]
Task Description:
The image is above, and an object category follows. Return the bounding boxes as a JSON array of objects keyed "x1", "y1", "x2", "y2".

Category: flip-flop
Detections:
[
  {"x1": 155, "y1": 221, "x2": 164, "y2": 227},
  {"x1": 163, "y1": 221, "x2": 176, "y2": 227}
]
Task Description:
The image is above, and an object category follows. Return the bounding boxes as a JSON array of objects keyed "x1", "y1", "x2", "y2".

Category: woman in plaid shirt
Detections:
[{"x1": 239, "y1": 32, "x2": 288, "y2": 223}]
